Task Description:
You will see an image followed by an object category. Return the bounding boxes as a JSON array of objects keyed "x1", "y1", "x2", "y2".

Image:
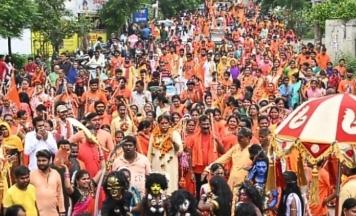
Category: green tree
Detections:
[
  {"x1": 76, "y1": 15, "x2": 95, "y2": 51},
  {"x1": 260, "y1": 0, "x2": 308, "y2": 33},
  {"x1": 158, "y1": 0, "x2": 202, "y2": 18},
  {"x1": 32, "y1": 0, "x2": 77, "y2": 56},
  {"x1": 0, "y1": 0, "x2": 37, "y2": 54},
  {"x1": 305, "y1": 0, "x2": 356, "y2": 44},
  {"x1": 261, "y1": 0, "x2": 306, "y2": 13},
  {"x1": 100, "y1": 0, "x2": 149, "y2": 34}
]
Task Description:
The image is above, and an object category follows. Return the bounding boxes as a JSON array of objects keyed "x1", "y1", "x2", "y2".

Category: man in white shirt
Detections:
[
  {"x1": 86, "y1": 50, "x2": 106, "y2": 78},
  {"x1": 131, "y1": 80, "x2": 152, "y2": 113},
  {"x1": 203, "y1": 51, "x2": 216, "y2": 88},
  {"x1": 24, "y1": 116, "x2": 58, "y2": 171}
]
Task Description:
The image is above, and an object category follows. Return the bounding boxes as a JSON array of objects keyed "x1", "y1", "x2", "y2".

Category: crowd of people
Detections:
[{"x1": 0, "y1": 0, "x2": 356, "y2": 215}]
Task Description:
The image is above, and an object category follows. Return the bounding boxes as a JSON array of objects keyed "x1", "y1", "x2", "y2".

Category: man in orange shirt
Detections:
[
  {"x1": 110, "y1": 50, "x2": 123, "y2": 75},
  {"x1": 183, "y1": 53, "x2": 196, "y2": 80},
  {"x1": 113, "y1": 77, "x2": 132, "y2": 101},
  {"x1": 309, "y1": 160, "x2": 332, "y2": 216},
  {"x1": 335, "y1": 58, "x2": 347, "y2": 78},
  {"x1": 80, "y1": 78, "x2": 107, "y2": 113},
  {"x1": 54, "y1": 83, "x2": 79, "y2": 118},
  {"x1": 69, "y1": 112, "x2": 114, "y2": 162},
  {"x1": 180, "y1": 80, "x2": 203, "y2": 104},
  {"x1": 185, "y1": 115, "x2": 225, "y2": 196},
  {"x1": 316, "y1": 47, "x2": 331, "y2": 70},
  {"x1": 338, "y1": 68, "x2": 355, "y2": 94},
  {"x1": 94, "y1": 100, "x2": 112, "y2": 126},
  {"x1": 30, "y1": 150, "x2": 65, "y2": 216}
]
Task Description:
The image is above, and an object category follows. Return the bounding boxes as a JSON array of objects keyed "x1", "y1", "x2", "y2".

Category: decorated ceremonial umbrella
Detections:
[
  {"x1": 270, "y1": 93, "x2": 356, "y2": 204},
  {"x1": 274, "y1": 93, "x2": 356, "y2": 162}
]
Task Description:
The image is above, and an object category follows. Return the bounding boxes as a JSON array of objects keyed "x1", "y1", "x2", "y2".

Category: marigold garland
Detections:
[{"x1": 151, "y1": 126, "x2": 174, "y2": 154}]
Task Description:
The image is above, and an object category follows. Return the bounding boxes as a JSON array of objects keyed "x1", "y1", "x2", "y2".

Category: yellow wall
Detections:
[
  {"x1": 60, "y1": 34, "x2": 79, "y2": 53},
  {"x1": 87, "y1": 31, "x2": 107, "y2": 47},
  {"x1": 31, "y1": 32, "x2": 54, "y2": 56},
  {"x1": 31, "y1": 31, "x2": 107, "y2": 56}
]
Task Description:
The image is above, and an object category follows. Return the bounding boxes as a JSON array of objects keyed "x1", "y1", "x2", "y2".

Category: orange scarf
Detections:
[
  {"x1": 137, "y1": 132, "x2": 150, "y2": 156},
  {"x1": 191, "y1": 130, "x2": 218, "y2": 167}
]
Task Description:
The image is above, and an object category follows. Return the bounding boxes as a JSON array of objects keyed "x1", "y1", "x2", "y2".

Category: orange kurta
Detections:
[
  {"x1": 81, "y1": 90, "x2": 107, "y2": 113},
  {"x1": 309, "y1": 167, "x2": 331, "y2": 216}
]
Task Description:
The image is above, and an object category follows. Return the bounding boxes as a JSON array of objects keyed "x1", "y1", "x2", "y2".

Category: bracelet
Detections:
[
  {"x1": 99, "y1": 156, "x2": 105, "y2": 161},
  {"x1": 64, "y1": 173, "x2": 70, "y2": 178}
]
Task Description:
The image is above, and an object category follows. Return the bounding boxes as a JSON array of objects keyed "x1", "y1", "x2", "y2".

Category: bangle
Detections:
[
  {"x1": 64, "y1": 173, "x2": 70, "y2": 178},
  {"x1": 99, "y1": 156, "x2": 104, "y2": 161}
]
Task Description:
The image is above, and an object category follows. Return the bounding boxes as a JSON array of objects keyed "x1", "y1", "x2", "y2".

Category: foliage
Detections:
[
  {"x1": 32, "y1": 0, "x2": 77, "y2": 54},
  {"x1": 100, "y1": 0, "x2": 149, "y2": 34},
  {"x1": 261, "y1": 0, "x2": 307, "y2": 13},
  {"x1": 76, "y1": 15, "x2": 95, "y2": 37},
  {"x1": 341, "y1": 55, "x2": 356, "y2": 72},
  {"x1": 11, "y1": 54, "x2": 30, "y2": 69},
  {"x1": 261, "y1": 0, "x2": 310, "y2": 36},
  {"x1": 305, "y1": 0, "x2": 356, "y2": 25},
  {"x1": 158, "y1": 0, "x2": 202, "y2": 18},
  {"x1": 0, "y1": 0, "x2": 38, "y2": 38}
]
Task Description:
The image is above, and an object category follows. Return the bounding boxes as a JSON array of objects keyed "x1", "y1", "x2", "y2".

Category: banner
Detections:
[{"x1": 133, "y1": 8, "x2": 149, "y2": 23}]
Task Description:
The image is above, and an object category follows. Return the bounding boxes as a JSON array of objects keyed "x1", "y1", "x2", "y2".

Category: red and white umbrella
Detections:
[{"x1": 275, "y1": 93, "x2": 356, "y2": 160}]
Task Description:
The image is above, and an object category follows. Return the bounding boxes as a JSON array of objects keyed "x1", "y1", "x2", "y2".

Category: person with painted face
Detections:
[
  {"x1": 30, "y1": 150, "x2": 65, "y2": 216},
  {"x1": 101, "y1": 170, "x2": 132, "y2": 216},
  {"x1": 138, "y1": 173, "x2": 169, "y2": 216},
  {"x1": 169, "y1": 189, "x2": 199, "y2": 216},
  {"x1": 247, "y1": 144, "x2": 269, "y2": 194}
]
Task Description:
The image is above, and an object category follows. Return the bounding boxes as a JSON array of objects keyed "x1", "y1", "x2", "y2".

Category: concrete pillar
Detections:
[
  {"x1": 345, "y1": 19, "x2": 356, "y2": 57},
  {"x1": 325, "y1": 19, "x2": 346, "y2": 61}
]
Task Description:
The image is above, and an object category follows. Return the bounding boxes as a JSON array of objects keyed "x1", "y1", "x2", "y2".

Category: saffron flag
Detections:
[{"x1": 5, "y1": 77, "x2": 20, "y2": 108}]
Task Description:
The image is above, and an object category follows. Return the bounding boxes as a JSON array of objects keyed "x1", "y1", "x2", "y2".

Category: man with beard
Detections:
[
  {"x1": 54, "y1": 105, "x2": 73, "y2": 141},
  {"x1": 69, "y1": 112, "x2": 114, "y2": 170},
  {"x1": 112, "y1": 135, "x2": 151, "y2": 197},
  {"x1": 113, "y1": 76, "x2": 132, "y2": 101},
  {"x1": 110, "y1": 103, "x2": 135, "y2": 136},
  {"x1": 80, "y1": 78, "x2": 107, "y2": 113},
  {"x1": 54, "y1": 82, "x2": 79, "y2": 118},
  {"x1": 3, "y1": 165, "x2": 38, "y2": 216},
  {"x1": 185, "y1": 115, "x2": 224, "y2": 196},
  {"x1": 30, "y1": 150, "x2": 65, "y2": 216},
  {"x1": 338, "y1": 68, "x2": 355, "y2": 94},
  {"x1": 131, "y1": 80, "x2": 152, "y2": 113},
  {"x1": 24, "y1": 116, "x2": 58, "y2": 171},
  {"x1": 68, "y1": 143, "x2": 85, "y2": 176},
  {"x1": 94, "y1": 100, "x2": 112, "y2": 126}
]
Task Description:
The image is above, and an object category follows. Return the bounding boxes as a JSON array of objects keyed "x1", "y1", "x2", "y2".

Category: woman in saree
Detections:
[
  {"x1": 147, "y1": 115, "x2": 183, "y2": 194},
  {"x1": 63, "y1": 147, "x2": 105, "y2": 216}
]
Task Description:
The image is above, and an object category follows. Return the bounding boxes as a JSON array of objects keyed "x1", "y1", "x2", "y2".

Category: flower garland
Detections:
[{"x1": 151, "y1": 126, "x2": 174, "y2": 154}]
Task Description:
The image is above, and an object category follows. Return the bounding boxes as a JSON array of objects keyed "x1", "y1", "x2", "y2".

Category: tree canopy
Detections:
[
  {"x1": 260, "y1": 0, "x2": 307, "y2": 13},
  {"x1": 32, "y1": 0, "x2": 78, "y2": 54},
  {"x1": 159, "y1": 0, "x2": 202, "y2": 18},
  {"x1": 305, "y1": 0, "x2": 356, "y2": 25},
  {"x1": 100, "y1": 0, "x2": 149, "y2": 34},
  {"x1": 0, "y1": 0, "x2": 37, "y2": 38}
]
